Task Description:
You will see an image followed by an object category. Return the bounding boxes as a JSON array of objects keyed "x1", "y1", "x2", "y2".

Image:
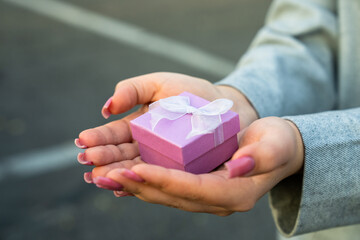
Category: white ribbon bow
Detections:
[{"x1": 149, "y1": 95, "x2": 233, "y2": 145}]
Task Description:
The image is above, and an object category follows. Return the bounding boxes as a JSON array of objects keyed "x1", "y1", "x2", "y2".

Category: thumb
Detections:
[
  {"x1": 225, "y1": 140, "x2": 289, "y2": 178},
  {"x1": 101, "y1": 74, "x2": 160, "y2": 118}
]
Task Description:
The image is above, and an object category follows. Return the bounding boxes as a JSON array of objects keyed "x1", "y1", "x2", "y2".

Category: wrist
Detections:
[
  {"x1": 285, "y1": 120, "x2": 305, "y2": 175},
  {"x1": 216, "y1": 85, "x2": 258, "y2": 128}
]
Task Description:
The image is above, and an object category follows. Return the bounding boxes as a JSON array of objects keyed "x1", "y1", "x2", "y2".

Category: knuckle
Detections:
[
  {"x1": 86, "y1": 146, "x2": 106, "y2": 163},
  {"x1": 157, "y1": 178, "x2": 171, "y2": 190},
  {"x1": 116, "y1": 145, "x2": 127, "y2": 159},
  {"x1": 102, "y1": 124, "x2": 116, "y2": 142},
  {"x1": 183, "y1": 192, "x2": 204, "y2": 202},
  {"x1": 106, "y1": 145, "x2": 120, "y2": 162},
  {"x1": 83, "y1": 127, "x2": 107, "y2": 145}
]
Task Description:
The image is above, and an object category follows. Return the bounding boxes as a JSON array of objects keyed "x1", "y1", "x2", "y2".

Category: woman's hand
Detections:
[
  {"x1": 76, "y1": 72, "x2": 257, "y2": 167},
  {"x1": 75, "y1": 72, "x2": 304, "y2": 215},
  {"x1": 88, "y1": 117, "x2": 304, "y2": 216}
]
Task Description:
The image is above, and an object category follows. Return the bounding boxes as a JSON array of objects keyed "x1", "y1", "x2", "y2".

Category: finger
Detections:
[
  {"x1": 91, "y1": 157, "x2": 144, "y2": 179},
  {"x1": 226, "y1": 140, "x2": 291, "y2": 178},
  {"x1": 113, "y1": 191, "x2": 135, "y2": 197},
  {"x1": 227, "y1": 117, "x2": 302, "y2": 178},
  {"x1": 135, "y1": 187, "x2": 232, "y2": 216},
  {"x1": 109, "y1": 74, "x2": 162, "y2": 115},
  {"x1": 248, "y1": 164, "x2": 292, "y2": 200},
  {"x1": 106, "y1": 168, "x2": 232, "y2": 216},
  {"x1": 128, "y1": 164, "x2": 247, "y2": 208},
  {"x1": 77, "y1": 111, "x2": 141, "y2": 148},
  {"x1": 79, "y1": 142, "x2": 139, "y2": 166}
]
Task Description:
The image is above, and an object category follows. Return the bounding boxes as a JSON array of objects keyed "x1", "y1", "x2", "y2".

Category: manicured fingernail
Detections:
[
  {"x1": 84, "y1": 172, "x2": 93, "y2": 183},
  {"x1": 101, "y1": 97, "x2": 113, "y2": 119},
  {"x1": 225, "y1": 156, "x2": 255, "y2": 178},
  {"x1": 77, "y1": 153, "x2": 93, "y2": 165},
  {"x1": 74, "y1": 138, "x2": 87, "y2": 149},
  {"x1": 120, "y1": 169, "x2": 144, "y2": 182},
  {"x1": 113, "y1": 191, "x2": 134, "y2": 197},
  {"x1": 93, "y1": 176, "x2": 123, "y2": 191}
]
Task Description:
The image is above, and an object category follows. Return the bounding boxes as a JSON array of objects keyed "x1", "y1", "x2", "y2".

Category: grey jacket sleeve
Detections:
[
  {"x1": 216, "y1": 0, "x2": 360, "y2": 236},
  {"x1": 216, "y1": 0, "x2": 338, "y2": 117},
  {"x1": 271, "y1": 109, "x2": 360, "y2": 236}
]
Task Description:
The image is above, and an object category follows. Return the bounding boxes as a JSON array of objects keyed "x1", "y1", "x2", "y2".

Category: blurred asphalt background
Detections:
[{"x1": 0, "y1": 0, "x2": 275, "y2": 239}]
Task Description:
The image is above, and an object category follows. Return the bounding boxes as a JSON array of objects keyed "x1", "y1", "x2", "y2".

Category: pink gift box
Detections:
[{"x1": 130, "y1": 92, "x2": 240, "y2": 174}]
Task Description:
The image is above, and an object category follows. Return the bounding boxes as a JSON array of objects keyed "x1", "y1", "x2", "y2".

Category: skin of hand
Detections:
[
  {"x1": 76, "y1": 72, "x2": 257, "y2": 164},
  {"x1": 76, "y1": 72, "x2": 304, "y2": 216}
]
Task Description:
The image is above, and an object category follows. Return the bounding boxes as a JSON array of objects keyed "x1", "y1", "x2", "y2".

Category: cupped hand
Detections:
[
  {"x1": 76, "y1": 72, "x2": 257, "y2": 167},
  {"x1": 84, "y1": 116, "x2": 304, "y2": 216}
]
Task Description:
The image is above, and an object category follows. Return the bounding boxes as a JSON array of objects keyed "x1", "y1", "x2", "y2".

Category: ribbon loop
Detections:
[{"x1": 149, "y1": 95, "x2": 233, "y2": 145}]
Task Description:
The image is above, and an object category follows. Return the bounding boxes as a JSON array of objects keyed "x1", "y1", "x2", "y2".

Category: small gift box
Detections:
[{"x1": 130, "y1": 92, "x2": 240, "y2": 174}]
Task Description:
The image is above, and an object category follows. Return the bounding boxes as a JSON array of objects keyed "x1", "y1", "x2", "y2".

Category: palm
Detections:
[
  {"x1": 77, "y1": 72, "x2": 263, "y2": 215},
  {"x1": 92, "y1": 153, "x2": 276, "y2": 216},
  {"x1": 78, "y1": 73, "x2": 223, "y2": 164},
  {"x1": 94, "y1": 117, "x2": 300, "y2": 215},
  {"x1": 78, "y1": 72, "x2": 256, "y2": 165}
]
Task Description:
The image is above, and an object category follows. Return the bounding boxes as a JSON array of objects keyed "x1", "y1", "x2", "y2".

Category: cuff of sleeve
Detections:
[
  {"x1": 270, "y1": 110, "x2": 360, "y2": 236},
  {"x1": 269, "y1": 167, "x2": 303, "y2": 237}
]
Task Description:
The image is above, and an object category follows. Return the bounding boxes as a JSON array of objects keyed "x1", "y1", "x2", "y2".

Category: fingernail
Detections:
[
  {"x1": 119, "y1": 169, "x2": 144, "y2": 182},
  {"x1": 74, "y1": 138, "x2": 87, "y2": 149},
  {"x1": 113, "y1": 191, "x2": 134, "y2": 197},
  {"x1": 77, "y1": 153, "x2": 93, "y2": 165},
  {"x1": 84, "y1": 172, "x2": 93, "y2": 183},
  {"x1": 101, "y1": 97, "x2": 113, "y2": 119},
  {"x1": 225, "y1": 156, "x2": 255, "y2": 178},
  {"x1": 93, "y1": 176, "x2": 123, "y2": 191}
]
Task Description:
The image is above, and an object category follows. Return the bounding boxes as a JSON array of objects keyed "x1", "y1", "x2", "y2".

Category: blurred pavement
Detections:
[{"x1": 0, "y1": 0, "x2": 275, "y2": 239}]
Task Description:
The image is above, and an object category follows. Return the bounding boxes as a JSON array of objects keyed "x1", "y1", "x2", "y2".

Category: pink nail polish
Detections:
[
  {"x1": 77, "y1": 153, "x2": 93, "y2": 165},
  {"x1": 225, "y1": 156, "x2": 255, "y2": 178},
  {"x1": 84, "y1": 172, "x2": 93, "y2": 183},
  {"x1": 120, "y1": 169, "x2": 144, "y2": 182},
  {"x1": 74, "y1": 138, "x2": 87, "y2": 149},
  {"x1": 113, "y1": 191, "x2": 134, "y2": 197},
  {"x1": 101, "y1": 97, "x2": 113, "y2": 119},
  {"x1": 93, "y1": 176, "x2": 123, "y2": 191}
]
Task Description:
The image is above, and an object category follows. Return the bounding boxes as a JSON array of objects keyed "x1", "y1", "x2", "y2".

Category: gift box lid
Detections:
[{"x1": 130, "y1": 92, "x2": 240, "y2": 165}]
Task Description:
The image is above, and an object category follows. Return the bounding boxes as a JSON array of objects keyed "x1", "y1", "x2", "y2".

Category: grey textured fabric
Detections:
[
  {"x1": 277, "y1": 224, "x2": 360, "y2": 240},
  {"x1": 216, "y1": 0, "x2": 360, "y2": 238}
]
